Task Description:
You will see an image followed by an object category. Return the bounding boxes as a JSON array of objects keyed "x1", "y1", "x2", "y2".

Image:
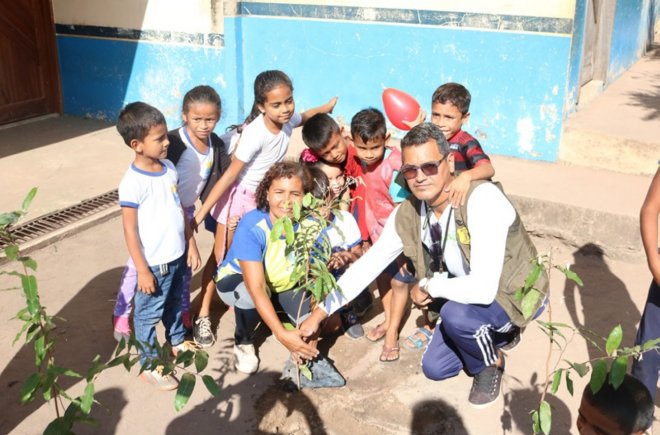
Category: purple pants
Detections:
[{"x1": 113, "y1": 206, "x2": 194, "y2": 318}]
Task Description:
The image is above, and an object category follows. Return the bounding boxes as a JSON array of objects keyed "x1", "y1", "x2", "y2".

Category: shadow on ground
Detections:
[
  {"x1": 0, "y1": 267, "x2": 125, "y2": 433},
  {"x1": 0, "y1": 115, "x2": 112, "y2": 159},
  {"x1": 564, "y1": 243, "x2": 640, "y2": 361}
]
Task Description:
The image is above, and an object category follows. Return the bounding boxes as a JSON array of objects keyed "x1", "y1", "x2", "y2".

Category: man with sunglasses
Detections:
[{"x1": 301, "y1": 123, "x2": 547, "y2": 408}]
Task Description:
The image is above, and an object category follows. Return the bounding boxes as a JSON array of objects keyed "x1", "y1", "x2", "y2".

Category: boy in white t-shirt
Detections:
[{"x1": 116, "y1": 102, "x2": 200, "y2": 391}]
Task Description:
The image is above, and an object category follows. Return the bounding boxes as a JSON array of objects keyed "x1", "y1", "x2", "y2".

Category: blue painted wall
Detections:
[
  {"x1": 58, "y1": 35, "x2": 231, "y2": 131},
  {"x1": 564, "y1": 0, "x2": 588, "y2": 115},
  {"x1": 231, "y1": 15, "x2": 571, "y2": 161},
  {"x1": 607, "y1": 0, "x2": 652, "y2": 83}
]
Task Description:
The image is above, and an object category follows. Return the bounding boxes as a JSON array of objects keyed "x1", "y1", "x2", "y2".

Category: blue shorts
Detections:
[
  {"x1": 204, "y1": 214, "x2": 217, "y2": 233},
  {"x1": 383, "y1": 255, "x2": 415, "y2": 283}
]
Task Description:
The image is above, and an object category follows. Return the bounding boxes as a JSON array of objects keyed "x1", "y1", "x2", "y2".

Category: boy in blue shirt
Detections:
[{"x1": 116, "y1": 102, "x2": 200, "y2": 390}]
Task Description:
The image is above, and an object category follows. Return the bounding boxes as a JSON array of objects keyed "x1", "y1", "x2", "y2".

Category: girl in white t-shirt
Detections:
[{"x1": 191, "y1": 70, "x2": 337, "y2": 347}]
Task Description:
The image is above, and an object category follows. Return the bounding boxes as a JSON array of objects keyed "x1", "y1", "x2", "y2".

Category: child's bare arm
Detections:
[
  {"x1": 402, "y1": 109, "x2": 427, "y2": 129},
  {"x1": 301, "y1": 97, "x2": 338, "y2": 124},
  {"x1": 122, "y1": 207, "x2": 156, "y2": 294},
  {"x1": 183, "y1": 212, "x2": 201, "y2": 271},
  {"x1": 194, "y1": 158, "x2": 245, "y2": 228},
  {"x1": 641, "y1": 168, "x2": 660, "y2": 284},
  {"x1": 446, "y1": 161, "x2": 495, "y2": 207}
]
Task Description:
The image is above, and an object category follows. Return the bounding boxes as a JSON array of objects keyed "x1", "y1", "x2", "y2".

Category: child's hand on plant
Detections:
[
  {"x1": 446, "y1": 171, "x2": 471, "y2": 207},
  {"x1": 300, "y1": 310, "x2": 325, "y2": 341},
  {"x1": 137, "y1": 270, "x2": 156, "y2": 294},
  {"x1": 328, "y1": 251, "x2": 353, "y2": 270}
]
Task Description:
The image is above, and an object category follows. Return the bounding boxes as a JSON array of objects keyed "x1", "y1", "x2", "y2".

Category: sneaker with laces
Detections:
[
  {"x1": 140, "y1": 365, "x2": 178, "y2": 391},
  {"x1": 172, "y1": 340, "x2": 199, "y2": 357},
  {"x1": 469, "y1": 359, "x2": 505, "y2": 408},
  {"x1": 340, "y1": 309, "x2": 364, "y2": 339},
  {"x1": 193, "y1": 316, "x2": 215, "y2": 348},
  {"x1": 234, "y1": 343, "x2": 259, "y2": 374},
  {"x1": 113, "y1": 315, "x2": 131, "y2": 342}
]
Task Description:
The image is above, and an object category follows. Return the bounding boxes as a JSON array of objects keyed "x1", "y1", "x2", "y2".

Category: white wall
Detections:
[
  {"x1": 52, "y1": 0, "x2": 225, "y2": 33},
  {"x1": 239, "y1": 0, "x2": 577, "y2": 19}
]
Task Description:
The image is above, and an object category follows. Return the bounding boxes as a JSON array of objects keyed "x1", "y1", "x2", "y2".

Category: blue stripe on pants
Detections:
[{"x1": 421, "y1": 299, "x2": 516, "y2": 379}]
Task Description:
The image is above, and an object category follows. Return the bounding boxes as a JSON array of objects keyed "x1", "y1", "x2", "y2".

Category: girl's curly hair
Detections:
[{"x1": 255, "y1": 161, "x2": 313, "y2": 211}]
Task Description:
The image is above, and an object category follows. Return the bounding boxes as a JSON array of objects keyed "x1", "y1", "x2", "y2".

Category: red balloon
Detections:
[{"x1": 382, "y1": 88, "x2": 420, "y2": 131}]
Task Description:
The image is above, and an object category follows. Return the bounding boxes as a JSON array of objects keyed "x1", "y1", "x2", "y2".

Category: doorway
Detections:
[{"x1": 0, "y1": 1, "x2": 62, "y2": 125}]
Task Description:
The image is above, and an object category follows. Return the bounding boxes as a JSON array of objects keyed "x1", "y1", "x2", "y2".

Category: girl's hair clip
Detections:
[{"x1": 300, "y1": 148, "x2": 319, "y2": 163}]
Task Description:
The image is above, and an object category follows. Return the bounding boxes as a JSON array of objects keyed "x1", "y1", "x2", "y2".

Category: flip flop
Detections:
[
  {"x1": 403, "y1": 327, "x2": 433, "y2": 350},
  {"x1": 366, "y1": 324, "x2": 387, "y2": 342},
  {"x1": 379, "y1": 344, "x2": 400, "y2": 362}
]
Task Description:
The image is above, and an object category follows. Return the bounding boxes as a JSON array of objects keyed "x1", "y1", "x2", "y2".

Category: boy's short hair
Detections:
[
  {"x1": 432, "y1": 83, "x2": 471, "y2": 115},
  {"x1": 302, "y1": 113, "x2": 340, "y2": 152},
  {"x1": 350, "y1": 108, "x2": 387, "y2": 144},
  {"x1": 580, "y1": 374, "x2": 653, "y2": 434},
  {"x1": 400, "y1": 123, "x2": 450, "y2": 157},
  {"x1": 116, "y1": 102, "x2": 167, "y2": 147}
]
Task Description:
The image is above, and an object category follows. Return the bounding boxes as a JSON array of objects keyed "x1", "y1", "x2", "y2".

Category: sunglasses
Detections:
[{"x1": 400, "y1": 156, "x2": 447, "y2": 180}]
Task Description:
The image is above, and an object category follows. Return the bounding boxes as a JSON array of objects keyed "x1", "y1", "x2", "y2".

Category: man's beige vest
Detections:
[{"x1": 394, "y1": 180, "x2": 548, "y2": 327}]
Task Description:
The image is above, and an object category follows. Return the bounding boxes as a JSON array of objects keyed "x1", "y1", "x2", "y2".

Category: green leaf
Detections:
[
  {"x1": 44, "y1": 417, "x2": 73, "y2": 435},
  {"x1": 590, "y1": 360, "x2": 608, "y2": 394},
  {"x1": 107, "y1": 354, "x2": 129, "y2": 368},
  {"x1": 175, "y1": 350, "x2": 195, "y2": 366},
  {"x1": 4, "y1": 245, "x2": 19, "y2": 261},
  {"x1": 299, "y1": 363, "x2": 313, "y2": 380},
  {"x1": 642, "y1": 337, "x2": 660, "y2": 351},
  {"x1": 12, "y1": 320, "x2": 31, "y2": 345},
  {"x1": 293, "y1": 201, "x2": 301, "y2": 220},
  {"x1": 531, "y1": 409, "x2": 541, "y2": 434},
  {"x1": 22, "y1": 188, "x2": 38, "y2": 211},
  {"x1": 80, "y1": 383, "x2": 95, "y2": 414},
  {"x1": 514, "y1": 287, "x2": 524, "y2": 302},
  {"x1": 521, "y1": 288, "x2": 541, "y2": 320},
  {"x1": 605, "y1": 325, "x2": 623, "y2": 356},
  {"x1": 566, "y1": 360, "x2": 590, "y2": 377},
  {"x1": 115, "y1": 337, "x2": 126, "y2": 356},
  {"x1": 563, "y1": 267, "x2": 583, "y2": 286},
  {"x1": 0, "y1": 211, "x2": 22, "y2": 228},
  {"x1": 21, "y1": 274, "x2": 39, "y2": 316},
  {"x1": 175, "y1": 373, "x2": 196, "y2": 412},
  {"x1": 270, "y1": 219, "x2": 283, "y2": 242},
  {"x1": 539, "y1": 400, "x2": 552, "y2": 435},
  {"x1": 194, "y1": 350, "x2": 209, "y2": 373},
  {"x1": 550, "y1": 369, "x2": 562, "y2": 394},
  {"x1": 283, "y1": 217, "x2": 294, "y2": 245},
  {"x1": 202, "y1": 375, "x2": 221, "y2": 397},
  {"x1": 565, "y1": 371, "x2": 574, "y2": 396},
  {"x1": 609, "y1": 356, "x2": 628, "y2": 389},
  {"x1": 19, "y1": 256, "x2": 37, "y2": 271},
  {"x1": 302, "y1": 193, "x2": 312, "y2": 208},
  {"x1": 86, "y1": 355, "x2": 107, "y2": 382},
  {"x1": 34, "y1": 334, "x2": 46, "y2": 367},
  {"x1": 524, "y1": 262, "x2": 543, "y2": 289},
  {"x1": 20, "y1": 373, "x2": 41, "y2": 403}
]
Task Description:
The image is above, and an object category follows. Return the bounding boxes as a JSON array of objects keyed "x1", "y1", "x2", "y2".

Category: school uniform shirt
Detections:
[
  {"x1": 174, "y1": 126, "x2": 214, "y2": 208},
  {"x1": 118, "y1": 160, "x2": 185, "y2": 266}
]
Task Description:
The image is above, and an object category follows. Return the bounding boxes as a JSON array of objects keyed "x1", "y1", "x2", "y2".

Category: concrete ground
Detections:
[{"x1": 1, "y1": 49, "x2": 659, "y2": 434}]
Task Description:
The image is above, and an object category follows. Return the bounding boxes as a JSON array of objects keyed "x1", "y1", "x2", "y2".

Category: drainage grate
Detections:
[{"x1": 1, "y1": 189, "x2": 119, "y2": 249}]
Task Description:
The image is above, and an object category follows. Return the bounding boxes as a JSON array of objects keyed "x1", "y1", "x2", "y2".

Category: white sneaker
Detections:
[
  {"x1": 172, "y1": 340, "x2": 199, "y2": 357},
  {"x1": 234, "y1": 344, "x2": 259, "y2": 374},
  {"x1": 139, "y1": 365, "x2": 179, "y2": 391}
]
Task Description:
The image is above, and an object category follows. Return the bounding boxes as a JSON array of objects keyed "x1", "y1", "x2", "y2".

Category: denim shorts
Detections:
[{"x1": 383, "y1": 255, "x2": 416, "y2": 284}]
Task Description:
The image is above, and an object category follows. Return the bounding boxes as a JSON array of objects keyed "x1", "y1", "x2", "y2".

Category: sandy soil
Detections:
[{"x1": 0, "y1": 215, "x2": 655, "y2": 434}]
